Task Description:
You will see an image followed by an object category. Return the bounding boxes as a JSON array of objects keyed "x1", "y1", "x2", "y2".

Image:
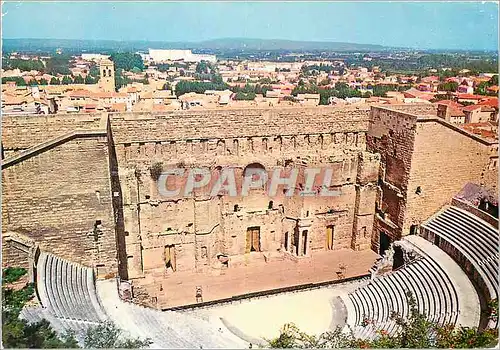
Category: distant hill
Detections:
[
  {"x1": 2, "y1": 37, "x2": 389, "y2": 54},
  {"x1": 192, "y1": 38, "x2": 387, "y2": 51}
]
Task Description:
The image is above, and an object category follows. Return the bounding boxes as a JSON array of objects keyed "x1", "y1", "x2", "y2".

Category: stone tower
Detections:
[{"x1": 99, "y1": 59, "x2": 115, "y2": 92}]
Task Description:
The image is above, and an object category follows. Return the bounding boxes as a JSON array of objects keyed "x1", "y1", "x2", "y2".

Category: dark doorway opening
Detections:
[
  {"x1": 479, "y1": 198, "x2": 499, "y2": 218},
  {"x1": 409, "y1": 225, "x2": 418, "y2": 235},
  {"x1": 379, "y1": 231, "x2": 391, "y2": 256},
  {"x1": 246, "y1": 226, "x2": 261, "y2": 253},
  {"x1": 294, "y1": 226, "x2": 300, "y2": 256},
  {"x1": 393, "y1": 246, "x2": 404, "y2": 270},
  {"x1": 302, "y1": 230, "x2": 308, "y2": 256}
]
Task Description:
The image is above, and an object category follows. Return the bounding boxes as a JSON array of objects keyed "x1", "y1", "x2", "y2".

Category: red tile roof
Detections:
[
  {"x1": 462, "y1": 104, "x2": 496, "y2": 112},
  {"x1": 435, "y1": 100, "x2": 464, "y2": 109},
  {"x1": 477, "y1": 97, "x2": 498, "y2": 109},
  {"x1": 69, "y1": 89, "x2": 92, "y2": 98},
  {"x1": 457, "y1": 93, "x2": 484, "y2": 100},
  {"x1": 111, "y1": 103, "x2": 127, "y2": 112}
]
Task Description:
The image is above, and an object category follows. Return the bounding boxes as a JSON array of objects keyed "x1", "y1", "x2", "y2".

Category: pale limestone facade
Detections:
[{"x1": 2, "y1": 105, "x2": 496, "y2": 302}]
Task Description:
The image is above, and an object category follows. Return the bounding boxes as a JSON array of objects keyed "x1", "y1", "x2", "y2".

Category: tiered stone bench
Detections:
[
  {"x1": 344, "y1": 235, "x2": 480, "y2": 340},
  {"x1": 22, "y1": 251, "x2": 247, "y2": 348},
  {"x1": 421, "y1": 205, "x2": 499, "y2": 328},
  {"x1": 95, "y1": 279, "x2": 248, "y2": 348}
]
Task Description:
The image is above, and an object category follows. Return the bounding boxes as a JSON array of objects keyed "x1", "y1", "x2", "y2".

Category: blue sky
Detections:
[{"x1": 1, "y1": 1, "x2": 498, "y2": 50}]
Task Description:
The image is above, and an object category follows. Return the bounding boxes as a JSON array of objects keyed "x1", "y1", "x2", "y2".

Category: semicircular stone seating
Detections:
[
  {"x1": 346, "y1": 253, "x2": 460, "y2": 340},
  {"x1": 421, "y1": 205, "x2": 499, "y2": 328},
  {"x1": 21, "y1": 251, "x2": 247, "y2": 348},
  {"x1": 95, "y1": 279, "x2": 248, "y2": 349},
  {"x1": 20, "y1": 251, "x2": 108, "y2": 343},
  {"x1": 35, "y1": 251, "x2": 107, "y2": 323}
]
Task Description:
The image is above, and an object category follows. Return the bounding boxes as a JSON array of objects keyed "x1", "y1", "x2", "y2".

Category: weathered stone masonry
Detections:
[{"x1": 2, "y1": 105, "x2": 496, "y2": 291}]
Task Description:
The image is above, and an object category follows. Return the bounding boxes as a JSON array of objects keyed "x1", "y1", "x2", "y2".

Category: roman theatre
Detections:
[{"x1": 2, "y1": 104, "x2": 498, "y2": 347}]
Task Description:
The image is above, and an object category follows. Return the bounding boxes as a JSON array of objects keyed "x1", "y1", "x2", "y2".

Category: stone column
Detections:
[{"x1": 297, "y1": 217, "x2": 312, "y2": 257}]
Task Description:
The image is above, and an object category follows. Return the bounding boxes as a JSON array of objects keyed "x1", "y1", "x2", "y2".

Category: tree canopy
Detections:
[
  {"x1": 2, "y1": 267, "x2": 78, "y2": 348},
  {"x1": 233, "y1": 91, "x2": 256, "y2": 100},
  {"x1": 267, "y1": 292, "x2": 498, "y2": 349},
  {"x1": 110, "y1": 53, "x2": 144, "y2": 72},
  {"x1": 3, "y1": 58, "x2": 45, "y2": 72},
  {"x1": 45, "y1": 55, "x2": 72, "y2": 75},
  {"x1": 195, "y1": 61, "x2": 210, "y2": 74},
  {"x1": 438, "y1": 81, "x2": 459, "y2": 92},
  {"x1": 175, "y1": 80, "x2": 229, "y2": 97},
  {"x1": 2, "y1": 267, "x2": 152, "y2": 349},
  {"x1": 2, "y1": 76, "x2": 27, "y2": 86}
]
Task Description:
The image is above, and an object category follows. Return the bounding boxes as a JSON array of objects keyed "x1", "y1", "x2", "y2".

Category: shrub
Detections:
[{"x1": 149, "y1": 162, "x2": 163, "y2": 181}]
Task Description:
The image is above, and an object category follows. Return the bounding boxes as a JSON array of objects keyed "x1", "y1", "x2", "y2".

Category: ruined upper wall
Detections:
[
  {"x1": 379, "y1": 104, "x2": 437, "y2": 116},
  {"x1": 2, "y1": 136, "x2": 117, "y2": 273},
  {"x1": 2, "y1": 113, "x2": 105, "y2": 151},
  {"x1": 109, "y1": 106, "x2": 370, "y2": 143},
  {"x1": 404, "y1": 117, "x2": 497, "y2": 233}
]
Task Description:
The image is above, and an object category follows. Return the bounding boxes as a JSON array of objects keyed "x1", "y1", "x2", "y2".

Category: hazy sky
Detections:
[{"x1": 2, "y1": 1, "x2": 498, "y2": 50}]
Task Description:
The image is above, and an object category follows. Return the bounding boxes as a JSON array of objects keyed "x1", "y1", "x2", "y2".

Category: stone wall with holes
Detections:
[
  {"x1": 367, "y1": 106, "x2": 497, "y2": 253},
  {"x1": 1, "y1": 113, "x2": 104, "y2": 156},
  {"x1": 366, "y1": 107, "x2": 418, "y2": 251},
  {"x1": 1, "y1": 136, "x2": 117, "y2": 274},
  {"x1": 404, "y1": 119, "x2": 497, "y2": 234},
  {"x1": 107, "y1": 107, "x2": 382, "y2": 279}
]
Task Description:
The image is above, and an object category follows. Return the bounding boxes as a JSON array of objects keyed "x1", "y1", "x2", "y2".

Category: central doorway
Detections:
[{"x1": 246, "y1": 226, "x2": 261, "y2": 253}]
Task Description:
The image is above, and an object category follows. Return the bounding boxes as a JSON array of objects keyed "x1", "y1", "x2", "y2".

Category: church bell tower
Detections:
[{"x1": 99, "y1": 59, "x2": 115, "y2": 92}]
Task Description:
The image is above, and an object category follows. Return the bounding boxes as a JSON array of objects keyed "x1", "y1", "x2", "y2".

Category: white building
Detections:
[
  {"x1": 148, "y1": 49, "x2": 216, "y2": 63},
  {"x1": 81, "y1": 54, "x2": 111, "y2": 62}
]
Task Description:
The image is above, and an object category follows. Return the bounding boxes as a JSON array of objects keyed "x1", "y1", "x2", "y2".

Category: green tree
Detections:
[
  {"x1": 211, "y1": 74, "x2": 224, "y2": 84},
  {"x1": 267, "y1": 292, "x2": 498, "y2": 349},
  {"x1": 2, "y1": 267, "x2": 153, "y2": 348},
  {"x1": 110, "y1": 53, "x2": 144, "y2": 72},
  {"x1": 234, "y1": 92, "x2": 256, "y2": 100},
  {"x1": 174, "y1": 80, "x2": 229, "y2": 97},
  {"x1": 373, "y1": 84, "x2": 398, "y2": 97},
  {"x1": 84, "y1": 75, "x2": 96, "y2": 84},
  {"x1": 5, "y1": 59, "x2": 45, "y2": 72},
  {"x1": 2, "y1": 76, "x2": 27, "y2": 86},
  {"x1": 45, "y1": 55, "x2": 71, "y2": 75},
  {"x1": 131, "y1": 66, "x2": 142, "y2": 74},
  {"x1": 84, "y1": 321, "x2": 151, "y2": 348},
  {"x1": 114, "y1": 69, "x2": 131, "y2": 90},
  {"x1": 490, "y1": 75, "x2": 498, "y2": 86},
  {"x1": 196, "y1": 61, "x2": 209, "y2": 74},
  {"x1": 438, "y1": 81, "x2": 459, "y2": 92},
  {"x1": 61, "y1": 75, "x2": 73, "y2": 85},
  {"x1": 2, "y1": 267, "x2": 79, "y2": 348},
  {"x1": 89, "y1": 65, "x2": 100, "y2": 77},
  {"x1": 38, "y1": 78, "x2": 48, "y2": 86},
  {"x1": 50, "y1": 77, "x2": 60, "y2": 85},
  {"x1": 74, "y1": 75, "x2": 84, "y2": 84}
]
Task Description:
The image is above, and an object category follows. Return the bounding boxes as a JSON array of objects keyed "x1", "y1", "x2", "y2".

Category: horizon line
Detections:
[{"x1": 2, "y1": 37, "x2": 498, "y2": 52}]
